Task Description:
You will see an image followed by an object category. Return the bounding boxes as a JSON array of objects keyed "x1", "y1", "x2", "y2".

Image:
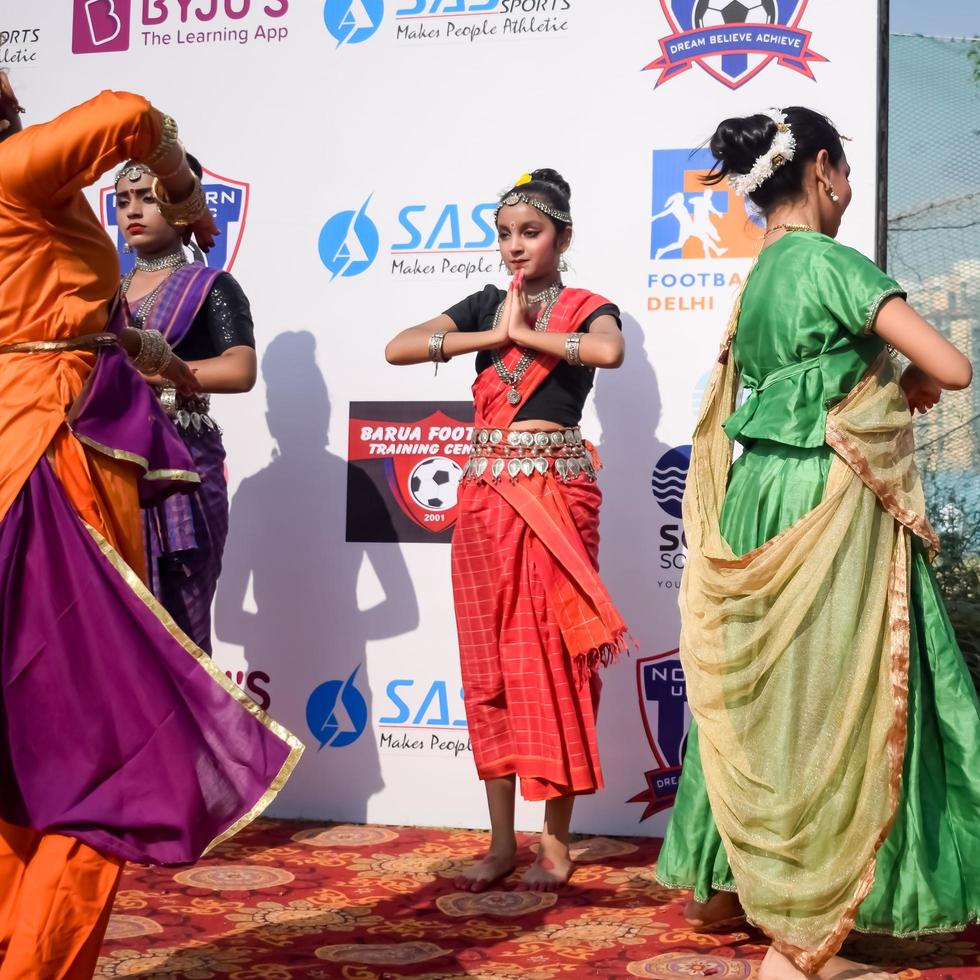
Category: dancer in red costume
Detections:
[{"x1": 386, "y1": 169, "x2": 627, "y2": 892}]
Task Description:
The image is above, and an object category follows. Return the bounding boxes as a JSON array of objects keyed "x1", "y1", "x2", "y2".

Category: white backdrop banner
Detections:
[{"x1": 7, "y1": 0, "x2": 883, "y2": 837}]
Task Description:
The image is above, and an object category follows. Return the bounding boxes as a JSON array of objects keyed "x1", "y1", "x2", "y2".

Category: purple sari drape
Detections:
[
  {"x1": 0, "y1": 460, "x2": 300, "y2": 865},
  {"x1": 137, "y1": 263, "x2": 227, "y2": 653},
  {"x1": 1, "y1": 293, "x2": 303, "y2": 865}
]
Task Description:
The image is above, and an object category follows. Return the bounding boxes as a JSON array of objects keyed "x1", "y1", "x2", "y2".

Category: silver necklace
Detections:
[
  {"x1": 121, "y1": 259, "x2": 186, "y2": 329},
  {"x1": 490, "y1": 287, "x2": 564, "y2": 405},
  {"x1": 526, "y1": 283, "x2": 563, "y2": 305},
  {"x1": 133, "y1": 249, "x2": 188, "y2": 272}
]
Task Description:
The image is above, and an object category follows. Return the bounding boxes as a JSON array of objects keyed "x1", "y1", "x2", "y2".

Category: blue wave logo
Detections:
[
  {"x1": 651, "y1": 445, "x2": 691, "y2": 519},
  {"x1": 306, "y1": 666, "x2": 369, "y2": 749},
  {"x1": 318, "y1": 196, "x2": 379, "y2": 280},
  {"x1": 323, "y1": 0, "x2": 383, "y2": 46}
]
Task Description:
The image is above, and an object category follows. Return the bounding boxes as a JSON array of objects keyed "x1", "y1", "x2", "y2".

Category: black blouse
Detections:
[
  {"x1": 445, "y1": 283, "x2": 620, "y2": 426},
  {"x1": 171, "y1": 272, "x2": 255, "y2": 361}
]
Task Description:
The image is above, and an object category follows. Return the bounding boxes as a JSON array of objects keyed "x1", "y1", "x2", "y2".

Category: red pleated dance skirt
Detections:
[{"x1": 451, "y1": 474, "x2": 606, "y2": 802}]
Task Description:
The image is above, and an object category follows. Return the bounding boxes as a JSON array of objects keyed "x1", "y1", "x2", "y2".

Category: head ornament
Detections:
[
  {"x1": 114, "y1": 162, "x2": 153, "y2": 188},
  {"x1": 728, "y1": 108, "x2": 796, "y2": 197},
  {"x1": 494, "y1": 189, "x2": 571, "y2": 226}
]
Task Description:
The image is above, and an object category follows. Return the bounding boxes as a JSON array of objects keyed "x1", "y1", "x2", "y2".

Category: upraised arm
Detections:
[{"x1": 0, "y1": 90, "x2": 165, "y2": 207}]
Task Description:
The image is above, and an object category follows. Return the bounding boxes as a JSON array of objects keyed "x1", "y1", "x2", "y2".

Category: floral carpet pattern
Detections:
[{"x1": 95, "y1": 820, "x2": 980, "y2": 979}]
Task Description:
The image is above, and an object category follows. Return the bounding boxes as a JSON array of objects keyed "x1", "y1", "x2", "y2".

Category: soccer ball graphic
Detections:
[
  {"x1": 408, "y1": 457, "x2": 463, "y2": 512},
  {"x1": 694, "y1": 0, "x2": 776, "y2": 27}
]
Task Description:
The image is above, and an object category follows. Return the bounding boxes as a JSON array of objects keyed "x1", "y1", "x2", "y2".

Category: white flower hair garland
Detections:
[{"x1": 728, "y1": 108, "x2": 797, "y2": 197}]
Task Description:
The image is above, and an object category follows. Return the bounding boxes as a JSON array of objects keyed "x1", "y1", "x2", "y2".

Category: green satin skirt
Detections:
[{"x1": 658, "y1": 439, "x2": 980, "y2": 935}]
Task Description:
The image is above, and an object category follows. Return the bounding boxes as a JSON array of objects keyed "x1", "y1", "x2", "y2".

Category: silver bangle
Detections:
[
  {"x1": 428, "y1": 331, "x2": 449, "y2": 363},
  {"x1": 156, "y1": 385, "x2": 178, "y2": 415},
  {"x1": 565, "y1": 333, "x2": 583, "y2": 366}
]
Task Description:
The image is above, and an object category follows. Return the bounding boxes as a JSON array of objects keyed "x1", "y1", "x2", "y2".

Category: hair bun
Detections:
[
  {"x1": 709, "y1": 114, "x2": 777, "y2": 175},
  {"x1": 530, "y1": 168, "x2": 571, "y2": 201}
]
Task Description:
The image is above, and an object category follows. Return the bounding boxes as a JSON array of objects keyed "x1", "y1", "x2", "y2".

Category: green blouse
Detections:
[{"x1": 723, "y1": 232, "x2": 906, "y2": 449}]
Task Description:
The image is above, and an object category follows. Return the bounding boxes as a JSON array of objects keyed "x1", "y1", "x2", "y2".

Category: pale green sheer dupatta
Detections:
[{"x1": 680, "y1": 295, "x2": 938, "y2": 973}]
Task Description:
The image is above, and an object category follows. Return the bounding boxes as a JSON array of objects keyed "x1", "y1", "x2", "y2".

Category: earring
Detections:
[
  {"x1": 123, "y1": 242, "x2": 132, "y2": 253},
  {"x1": 559, "y1": 255, "x2": 568, "y2": 273},
  {"x1": 826, "y1": 184, "x2": 840, "y2": 204}
]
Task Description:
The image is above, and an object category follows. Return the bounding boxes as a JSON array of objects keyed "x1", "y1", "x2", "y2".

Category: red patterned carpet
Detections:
[{"x1": 95, "y1": 819, "x2": 980, "y2": 979}]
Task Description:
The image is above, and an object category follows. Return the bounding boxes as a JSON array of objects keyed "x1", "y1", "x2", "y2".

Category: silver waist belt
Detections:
[
  {"x1": 155, "y1": 386, "x2": 216, "y2": 433},
  {"x1": 462, "y1": 426, "x2": 595, "y2": 483}
]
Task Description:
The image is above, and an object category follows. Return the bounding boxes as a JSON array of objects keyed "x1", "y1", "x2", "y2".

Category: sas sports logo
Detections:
[
  {"x1": 100, "y1": 168, "x2": 250, "y2": 274},
  {"x1": 323, "y1": 0, "x2": 383, "y2": 46},
  {"x1": 306, "y1": 666, "x2": 369, "y2": 749},
  {"x1": 651, "y1": 148, "x2": 761, "y2": 261},
  {"x1": 652, "y1": 445, "x2": 691, "y2": 519},
  {"x1": 72, "y1": 0, "x2": 130, "y2": 53},
  {"x1": 628, "y1": 649, "x2": 691, "y2": 819},
  {"x1": 318, "y1": 197, "x2": 380, "y2": 279},
  {"x1": 645, "y1": 0, "x2": 826, "y2": 90},
  {"x1": 318, "y1": 196, "x2": 499, "y2": 281}
]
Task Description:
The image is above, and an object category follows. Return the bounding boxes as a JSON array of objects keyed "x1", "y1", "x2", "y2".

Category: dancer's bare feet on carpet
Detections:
[
  {"x1": 517, "y1": 849, "x2": 573, "y2": 891},
  {"x1": 759, "y1": 949, "x2": 894, "y2": 980},
  {"x1": 683, "y1": 890, "x2": 744, "y2": 930},
  {"x1": 453, "y1": 850, "x2": 516, "y2": 892}
]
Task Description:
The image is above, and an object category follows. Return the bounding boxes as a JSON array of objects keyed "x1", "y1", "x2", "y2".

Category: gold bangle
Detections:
[
  {"x1": 132, "y1": 328, "x2": 174, "y2": 375},
  {"x1": 145, "y1": 113, "x2": 179, "y2": 169},
  {"x1": 152, "y1": 175, "x2": 209, "y2": 227},
  {"x1": 151, "y1": 147, "x2": 188, "y2": 180}
]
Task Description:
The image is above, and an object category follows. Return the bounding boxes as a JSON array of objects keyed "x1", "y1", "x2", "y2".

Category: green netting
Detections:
[{"x1": 888, "y1": 34, "x2": 980, "y2": 682}]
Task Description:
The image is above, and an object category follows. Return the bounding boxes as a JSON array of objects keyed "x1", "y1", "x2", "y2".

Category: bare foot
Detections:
[
  {"x1": 452, "y1": 851, "x2": 516, "y2": 893},
  {"x1": 683, "y1": 890, "x2": 744, "y2": 930},
  {"x1": 820, "y1": 955, "x2": 894, "y2": 979},
  {"x1": 517, "y1": 853, "x2": 573, "y2": 891},
  {"x1": 759, "y1": 949, "x2": 894, "y2": 980}
]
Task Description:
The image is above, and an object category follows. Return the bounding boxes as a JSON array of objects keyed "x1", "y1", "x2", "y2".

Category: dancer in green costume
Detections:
[{"x1": 656, "y1": 107, "x2": 979, "y2": 980}]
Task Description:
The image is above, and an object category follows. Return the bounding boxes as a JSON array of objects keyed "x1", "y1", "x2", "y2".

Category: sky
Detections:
[{"x1": 890, "y1": 0, "x2": 978, "y2": 37}]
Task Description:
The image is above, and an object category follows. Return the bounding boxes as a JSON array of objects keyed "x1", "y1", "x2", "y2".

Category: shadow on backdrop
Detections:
[
  {"x1": 215, "y1": 331, "x2": 420, "y2": 822},
  {"x1": 571, "y1": 313, "x2": 672, "y2": 827},
  {"x1": 593, "y1": 312, "x2": 671, "y2": 653}
]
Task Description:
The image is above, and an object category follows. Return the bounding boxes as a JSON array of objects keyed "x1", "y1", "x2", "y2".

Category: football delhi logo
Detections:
[
  {"x1": 409, "y1": 457, "x2": 463, "y2": 513},
  {"x1": 645, "y1": 0, "x2": 827, "y2": 90}
]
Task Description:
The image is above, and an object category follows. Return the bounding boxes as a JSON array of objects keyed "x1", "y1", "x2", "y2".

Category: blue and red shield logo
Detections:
[
  {"x1": 645, "y1": 0, "x2": 827, "y2": 90},
  {"x1": 100, "y1": 167, "x2": 250, "y2": 273},
  {"x1": 628, "y1": 648, "x2": 692, "y2": 820}
]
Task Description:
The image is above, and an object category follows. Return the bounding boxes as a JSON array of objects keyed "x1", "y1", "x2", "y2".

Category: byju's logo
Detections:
[
  {"x1": 72, "y1": 0, "x2": 131, "y2": 53},
  {"x1": 318, "y1": 197, "x2": 380, "y2": 279},
  {"x1": 644, "y1": 0, "x2": 826, "y2": 90},
  {"x1": 628, "y1": 649, "x2": 691, "y2": 820},
  {"x1": 323, "y1": 0, "x2": 383, "y2": 46},
  {"x1": 652, "y1": 445, "x2": 691, "y2": 519},
  {"x1": 651, "y1": 148, "x2": 760, "y2": 261},
  {"x1": 100, "y1": 168, "x2": 250, "y2": 273},
  {"x1": 306, "y1": 666, "x2": 369, "y2": 749}
]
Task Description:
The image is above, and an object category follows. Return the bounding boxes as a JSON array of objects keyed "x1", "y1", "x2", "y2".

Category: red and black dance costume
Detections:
[{"x1": 447, "y1": 283, "x2": 628, "y2": 801}]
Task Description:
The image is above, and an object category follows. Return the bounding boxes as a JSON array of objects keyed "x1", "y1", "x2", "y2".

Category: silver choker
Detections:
[
  {"x1": 526, "y1": 283, "x2": 563, "y2": 305},
  {"x1": 134, "y1": 250, "x2": 188, "y2": 272}
]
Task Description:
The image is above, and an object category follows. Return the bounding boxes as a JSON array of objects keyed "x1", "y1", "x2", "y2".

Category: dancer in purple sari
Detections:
[{"x1": 115, "y1": 158, "x2": 257, "y2": 654}]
